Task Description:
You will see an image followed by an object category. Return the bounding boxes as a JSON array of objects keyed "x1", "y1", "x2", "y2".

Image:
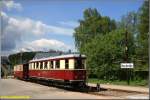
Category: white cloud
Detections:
[
  {"x1": 2, "y1": 12, "x2": 74, "y2": 36},
  {"x1": 58, "y1": 21, "x2": 79, "y2": 28},
  {"x1": 18, "y1": 39, "x2": 71, "y2": 52},
  {"x1": 1, "y1": 12, "x2": 75, "y2": 56},
  {"x1": 1, "y1": 0, "x2": 22, "y2": 11},
  {"x1": 47, "y1": 25, "x2": 74, "y2": 36},
  {"x1": 1, "y1": 12, "x2": 73, "y2": 54},
  {"x1": 7, "y1": 17, "x2": 47, "y2": 35},
  {"x1": 1, "y1": 12, "x2": 74, "y2": 52}
]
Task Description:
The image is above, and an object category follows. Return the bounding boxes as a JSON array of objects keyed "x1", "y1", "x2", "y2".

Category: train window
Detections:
[
  {"x1": 36, "y1": 62, "x2": 39, "y2": 69},
  {"x1": 30, "y1": 63, "x2": 32, "y2": 69},
  {"x1": 44, "y1": 62, "x2": 47, "y2": 69},
  {"x1": 34, "y1": 62, "x2": 36, "y2": 69},
  {"x1": 31, "y1": 63, "x2": 33, "y2": 69},
  {"x1": 55, "y1": 60, "x2": 60, "y2": 69},
  {"x1": 19, "y1": 65, "x2": 21, "y2": 71},
  {"x1": 65, "y1": 59, "x2": 69, "y2": 69},
  {"x1": 50, "y1": 61, "x2": 53, "y2": 69},
  {"x1": 32, "y1": 63, "x2": 35, "y2": 69},
  {"x1": 40, "y1": 62, "x2": 43, "y2": 69},
  {"x1": 75, "y1": 58, "x2": 85, "y2": 69},
  {"x1": 33, "y1": 63, "x2": 34, "y2": 69}
]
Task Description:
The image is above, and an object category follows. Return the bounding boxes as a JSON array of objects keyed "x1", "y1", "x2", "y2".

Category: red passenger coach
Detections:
[
  {"x1": 14, "y1": 63, "x2": 29, "y2": 79},
  {"x1": 28, "y1": 54, "x2": 87, "y2": 86}
]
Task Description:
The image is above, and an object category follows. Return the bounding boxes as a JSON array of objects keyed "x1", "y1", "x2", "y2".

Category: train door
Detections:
[
  {"x1": 23, "y1": 63, "x2": 29, "y2": 79},
  {"x1": 64, "y1": 59, "x2": 75, "y2": 81}
]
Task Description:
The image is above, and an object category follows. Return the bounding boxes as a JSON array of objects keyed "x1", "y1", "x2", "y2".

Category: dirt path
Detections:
[{"x1": 88, "y1": 83, "x2": 149, "y2": 93}]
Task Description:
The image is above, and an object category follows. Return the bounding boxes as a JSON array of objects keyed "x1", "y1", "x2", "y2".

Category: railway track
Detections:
[{"x1": 24, "y1": 78, "x2": 148, "y2": 99}]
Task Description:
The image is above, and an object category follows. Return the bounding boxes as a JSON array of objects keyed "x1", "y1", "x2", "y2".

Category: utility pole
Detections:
[
  {"x1": 125, "y1": 27, "x2": 130, "y2": 85},
  {"x1": 125, "y1": 27, "x2": 128, "y2": 63},
  {"x1": 20, "y1": 50, "x2": 23, "y2": 64}
]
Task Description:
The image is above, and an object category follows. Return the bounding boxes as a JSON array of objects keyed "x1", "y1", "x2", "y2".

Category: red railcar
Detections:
[
  {"x1": 14, "y1": 63, "x2": 29, "y2": 79},
  {"x1": 28, "y1": 54, "x2": 86, "y2": 85}
]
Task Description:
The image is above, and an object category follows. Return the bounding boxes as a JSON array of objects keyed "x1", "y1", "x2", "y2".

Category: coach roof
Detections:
[{"x1": 29, "y1": 54, "x2": 86, "y2": 62}]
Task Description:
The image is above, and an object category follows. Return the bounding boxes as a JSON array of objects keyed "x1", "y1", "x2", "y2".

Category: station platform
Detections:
[{"x1": 88, "y1": 83, "x2": 149, "y2": 94}]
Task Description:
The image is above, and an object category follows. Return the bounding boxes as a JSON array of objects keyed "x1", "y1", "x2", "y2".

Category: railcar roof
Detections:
[{"x1": 29, "y1": 54, "x2": 86, "y2": 62}]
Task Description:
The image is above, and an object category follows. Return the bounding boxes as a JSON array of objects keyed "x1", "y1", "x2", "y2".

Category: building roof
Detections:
[{"x1": 33, "y1": 52, "x2": 61, "y2": 59}]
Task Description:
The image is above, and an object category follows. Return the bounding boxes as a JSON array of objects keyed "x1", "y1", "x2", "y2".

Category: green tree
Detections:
[
  {"x1": 74, "y1": 2, "x2": 149, "y2": 81},
  {"x1": 8, "y1": 52, "x2": 36, "y2": 68},
  {"x1": 118, "y1": 11, "x2": 138, "y2": 65},
  {"x1": 74, "y1": 8, "x2": 117, "y2": 79},
  {"x1": 136, "y1": 0, "x2": 149, "y2": 71},
  {"x1": 74, "y1": 8, "x2": 116, "y2": 52},
  {"x1": 84, "y1": 29, "x2": 128, "y2": 80}
]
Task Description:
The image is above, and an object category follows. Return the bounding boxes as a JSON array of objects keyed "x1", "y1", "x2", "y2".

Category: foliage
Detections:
[
  {"x1": 8, "y1": 52, "x2": 36, "y2": 68},
  {"x1": 74, "y1": 8, "x2": 116, "y2": 51},
  {"x1": 135, "y1": 0, "x2": 149, "y2": 71},
  {"x1": 74, "y1": 1, "x2": 149, "y2": 82},
  {"x1": 88, "y1": 78, "x2": 148, "y2": 87}
]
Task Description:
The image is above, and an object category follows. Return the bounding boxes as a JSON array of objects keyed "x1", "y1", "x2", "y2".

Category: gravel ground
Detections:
[
  {"x1": 88, "y1": 83, "x2": 149, "y2": 93},
  {"x1": 89, "y1": 90, "x2": 149, "y2": 99},
  {"x1": 0, "y1": 79, "x2": 117, "y2": 99},
  {"x1": 0, "y1": 79, "x2": 149, "y2": 99}
]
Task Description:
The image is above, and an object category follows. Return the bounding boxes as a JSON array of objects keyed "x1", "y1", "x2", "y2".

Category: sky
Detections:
[{"x1": 1, "y1": 0, "x2": 144, "y2": 56}]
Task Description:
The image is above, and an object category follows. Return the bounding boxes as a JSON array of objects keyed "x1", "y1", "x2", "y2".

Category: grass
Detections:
[{"x1": 88, "y1": 78, "x2": 148, "y2": 87}]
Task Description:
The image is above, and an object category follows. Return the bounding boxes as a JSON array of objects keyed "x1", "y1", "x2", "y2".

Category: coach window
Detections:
[
  {"x1": 65, "y1": 59, "x2": 69, "y2": 69},
  {"x1": 75, "y1": 58, "x2": 85, "y2": 69},
  {"x1": 40, "y1": 62, "x2": 43, "y2": 69},
  {"x1": 30, "y1": 63, "x2": 32, "y2": 70},
  {"x1": 31, "y1": 63, "x2": 33, "y2": 69},
  {"x1": 50, "y1": 61, "x2": 53, "y2": 69},
  {"x1": 19, "y1": 65, "x2": 22, "y2": 71},
  {"x1": 29, "y1": 63, "x2": 31, "y2": 69},
  {"x1": 36, "y1": 62, "x2": 39, "y2": 69},
  {"x1": 32, "y1": 63, "x2": 33, "y2": 69},
  {"x1": 33, "y1": 63, "x2": 34, "y2": 69},
  {"x1": 14, "y1": 66, "x2": 15, "y2": 71},
  {"x1": 44, "y1": 62, "x2": 47, "y2": 69},
  {"x1": 31, "y1": 63, "x2": 34, "y2": 69},
  {"x1": 56, "y1": 60, "x2": 60, "y2": 69},
  {"x1": 33, "y1": 62, "x2": 35, "y2": 69},
  {"x1": 34, "y1": 62, "x2": 36, "y2": 69},
  {"x1": 18, "y1": 65, "x2": 21, "y2": 71}
]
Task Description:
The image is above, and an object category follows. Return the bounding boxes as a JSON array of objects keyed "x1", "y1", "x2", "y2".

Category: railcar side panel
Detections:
[
  {"x1": 14, "y1": 71, "x2": 23, "y2": 79},
  {"x1": 29, "y1": 70, "x2": 86, "y2": 81}
]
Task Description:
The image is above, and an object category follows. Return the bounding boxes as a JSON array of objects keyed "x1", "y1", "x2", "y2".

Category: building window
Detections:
[
  {"x1": 65, "y1": 59, "x2": 69, "y2": 69},
  {"x1": 55, "y1": 60, "x2": 60, "y2": 69},
  {"x1": 44, "y1": 62, "x2": 47, "y2": 69},
  {"x1": 40, "y1": 62, "x2": 43, "y2": 69}
]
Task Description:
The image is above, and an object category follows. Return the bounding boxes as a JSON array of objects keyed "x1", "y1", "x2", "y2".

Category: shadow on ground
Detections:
[{"x1": 23, "y1": 78, "x2": 107, "y2": 93}]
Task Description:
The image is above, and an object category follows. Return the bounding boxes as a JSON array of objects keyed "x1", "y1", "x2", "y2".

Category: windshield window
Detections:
[{"x1": 74, "y1": 58, "x2": 85, "y2": 69}]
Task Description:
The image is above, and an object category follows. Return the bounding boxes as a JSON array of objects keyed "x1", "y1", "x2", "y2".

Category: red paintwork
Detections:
[
  {"x1": 14, "y1": 64, "x2": 29, "y2": 79},
  {"x1": 14, "y1": 71, "x2": 23, "y2": 79},
  {"x1": 29, "y1": 70, "x2": 86, "y2": 81}
]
